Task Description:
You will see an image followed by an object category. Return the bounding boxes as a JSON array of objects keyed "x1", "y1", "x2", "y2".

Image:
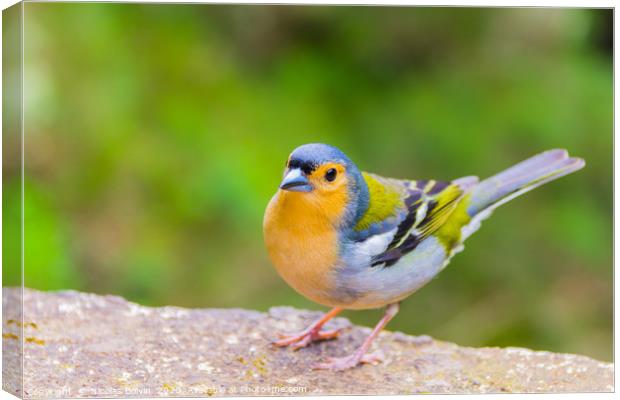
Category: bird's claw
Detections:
[
  {"x1": 312, "y1": 350, "x2": 385, "y2": 371},
  {"x1": 272, "y1": 328, "x2": 342, "y2": 350}
]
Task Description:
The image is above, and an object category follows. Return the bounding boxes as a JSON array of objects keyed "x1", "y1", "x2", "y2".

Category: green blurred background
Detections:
[{"x1": 4, "y1": 5, "x2": 612, "y2": 360}]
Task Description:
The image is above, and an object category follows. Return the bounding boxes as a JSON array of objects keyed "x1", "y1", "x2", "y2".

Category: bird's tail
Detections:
[{"x1": 462, "y1": 149, "x2": 585, "y2": 239}]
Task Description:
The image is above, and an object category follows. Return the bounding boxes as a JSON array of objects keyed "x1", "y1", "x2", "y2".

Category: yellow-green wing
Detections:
[
  {"x1": 350, "y1": 173, "x2": 410, "y2": 242},
  {"x1": 370, "y1": 178, "x2": 471, "y2": 267}
]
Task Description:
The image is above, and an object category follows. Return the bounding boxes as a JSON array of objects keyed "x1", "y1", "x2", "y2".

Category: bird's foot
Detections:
[
  {"x1": 312, "y1": 350, "x2": 385, "y2": 371},
  {"x1": 273, "y1": 328, "x2": 342, "y2": 350}
]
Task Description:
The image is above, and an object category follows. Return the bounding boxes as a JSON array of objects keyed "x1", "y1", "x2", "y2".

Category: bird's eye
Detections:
[{"x1": 325, "y1": 168, "x2": 337, "y2": 182}]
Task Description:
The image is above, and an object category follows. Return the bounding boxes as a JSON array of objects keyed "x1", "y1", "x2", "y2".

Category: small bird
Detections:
[{"x1": 263, "y1": 143, "x2": 584, "y2": 371}]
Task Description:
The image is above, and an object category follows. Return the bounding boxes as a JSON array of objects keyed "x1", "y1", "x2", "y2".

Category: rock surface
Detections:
[{"x1": 2, "y1": 288, "x2": 614, "y2": 398}]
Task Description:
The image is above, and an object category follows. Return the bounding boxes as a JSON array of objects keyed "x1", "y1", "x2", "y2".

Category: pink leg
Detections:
[
  {"x1": 273, "y1": 307, "x2": 343, "y2": 350},
  {"x1": 313, "y1": 303, "x2": 399, "y2": 371}
]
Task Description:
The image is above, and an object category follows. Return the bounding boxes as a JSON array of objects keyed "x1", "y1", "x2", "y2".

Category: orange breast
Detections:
[{"x1": 263, "y1": 191, "x2": 342, "y2": 307}]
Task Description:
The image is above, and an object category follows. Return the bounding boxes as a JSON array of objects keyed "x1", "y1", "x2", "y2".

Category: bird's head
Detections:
[{"x1": 277, "y1": 143, "x2": 369, "y2": 227}]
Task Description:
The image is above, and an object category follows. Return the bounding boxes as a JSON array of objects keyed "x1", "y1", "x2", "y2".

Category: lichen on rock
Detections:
[{"x1": 2, "y1": 288, "x2": 614, "y2": 398}]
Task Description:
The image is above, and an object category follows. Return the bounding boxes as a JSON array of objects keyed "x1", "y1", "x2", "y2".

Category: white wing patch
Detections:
[
  {"x1": 413, "y1": 201, "x2": 428, "y2": 226},
  {"x1": 347, "y1": 228, "x2": 397, "y2": 266}
]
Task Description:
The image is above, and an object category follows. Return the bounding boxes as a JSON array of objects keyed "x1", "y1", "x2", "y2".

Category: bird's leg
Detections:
[
  {"x1": 273, "y1": 307, "x2": 344, "y2": 350},
  {"x1": 313, "y1": 302, "x2": 399, "y2": 371}
]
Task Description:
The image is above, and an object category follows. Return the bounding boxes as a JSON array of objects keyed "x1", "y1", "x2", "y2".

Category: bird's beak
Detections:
[{"x1": 280, "y1": 168, "x2": 312, "y2": 192}]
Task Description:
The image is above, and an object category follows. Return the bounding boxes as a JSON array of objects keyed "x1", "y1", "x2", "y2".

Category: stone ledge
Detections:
[{"x1": 2, "y1": 288, "x2": 614, "y2": 397}]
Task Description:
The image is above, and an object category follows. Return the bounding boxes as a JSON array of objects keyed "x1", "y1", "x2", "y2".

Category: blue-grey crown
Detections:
[
  {"x1": 288, "y1": 143, "x2": 369, "y2": 228},
  {"x1": 289, "y1": 143, "x2": 351, "y2": 166}
]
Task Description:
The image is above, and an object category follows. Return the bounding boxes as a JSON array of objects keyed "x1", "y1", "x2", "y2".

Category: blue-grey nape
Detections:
[{"x1": 288, "y1": 143, "x2": 369, "y2": 228}]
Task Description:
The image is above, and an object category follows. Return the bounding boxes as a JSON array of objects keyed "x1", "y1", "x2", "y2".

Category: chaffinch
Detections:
[{"x1": 263, "y1": 143, "x2": 584, "y2": 370}]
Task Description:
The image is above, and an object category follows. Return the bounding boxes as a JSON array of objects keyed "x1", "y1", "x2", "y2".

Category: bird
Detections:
[{"x1": 263, "y1": 143, "x2": 584, "y2": 371}]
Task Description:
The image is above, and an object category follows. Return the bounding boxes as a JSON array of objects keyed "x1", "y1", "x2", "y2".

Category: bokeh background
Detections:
[{"x1": 4, "y1": 5, "x2": 612, "y2": 361}]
